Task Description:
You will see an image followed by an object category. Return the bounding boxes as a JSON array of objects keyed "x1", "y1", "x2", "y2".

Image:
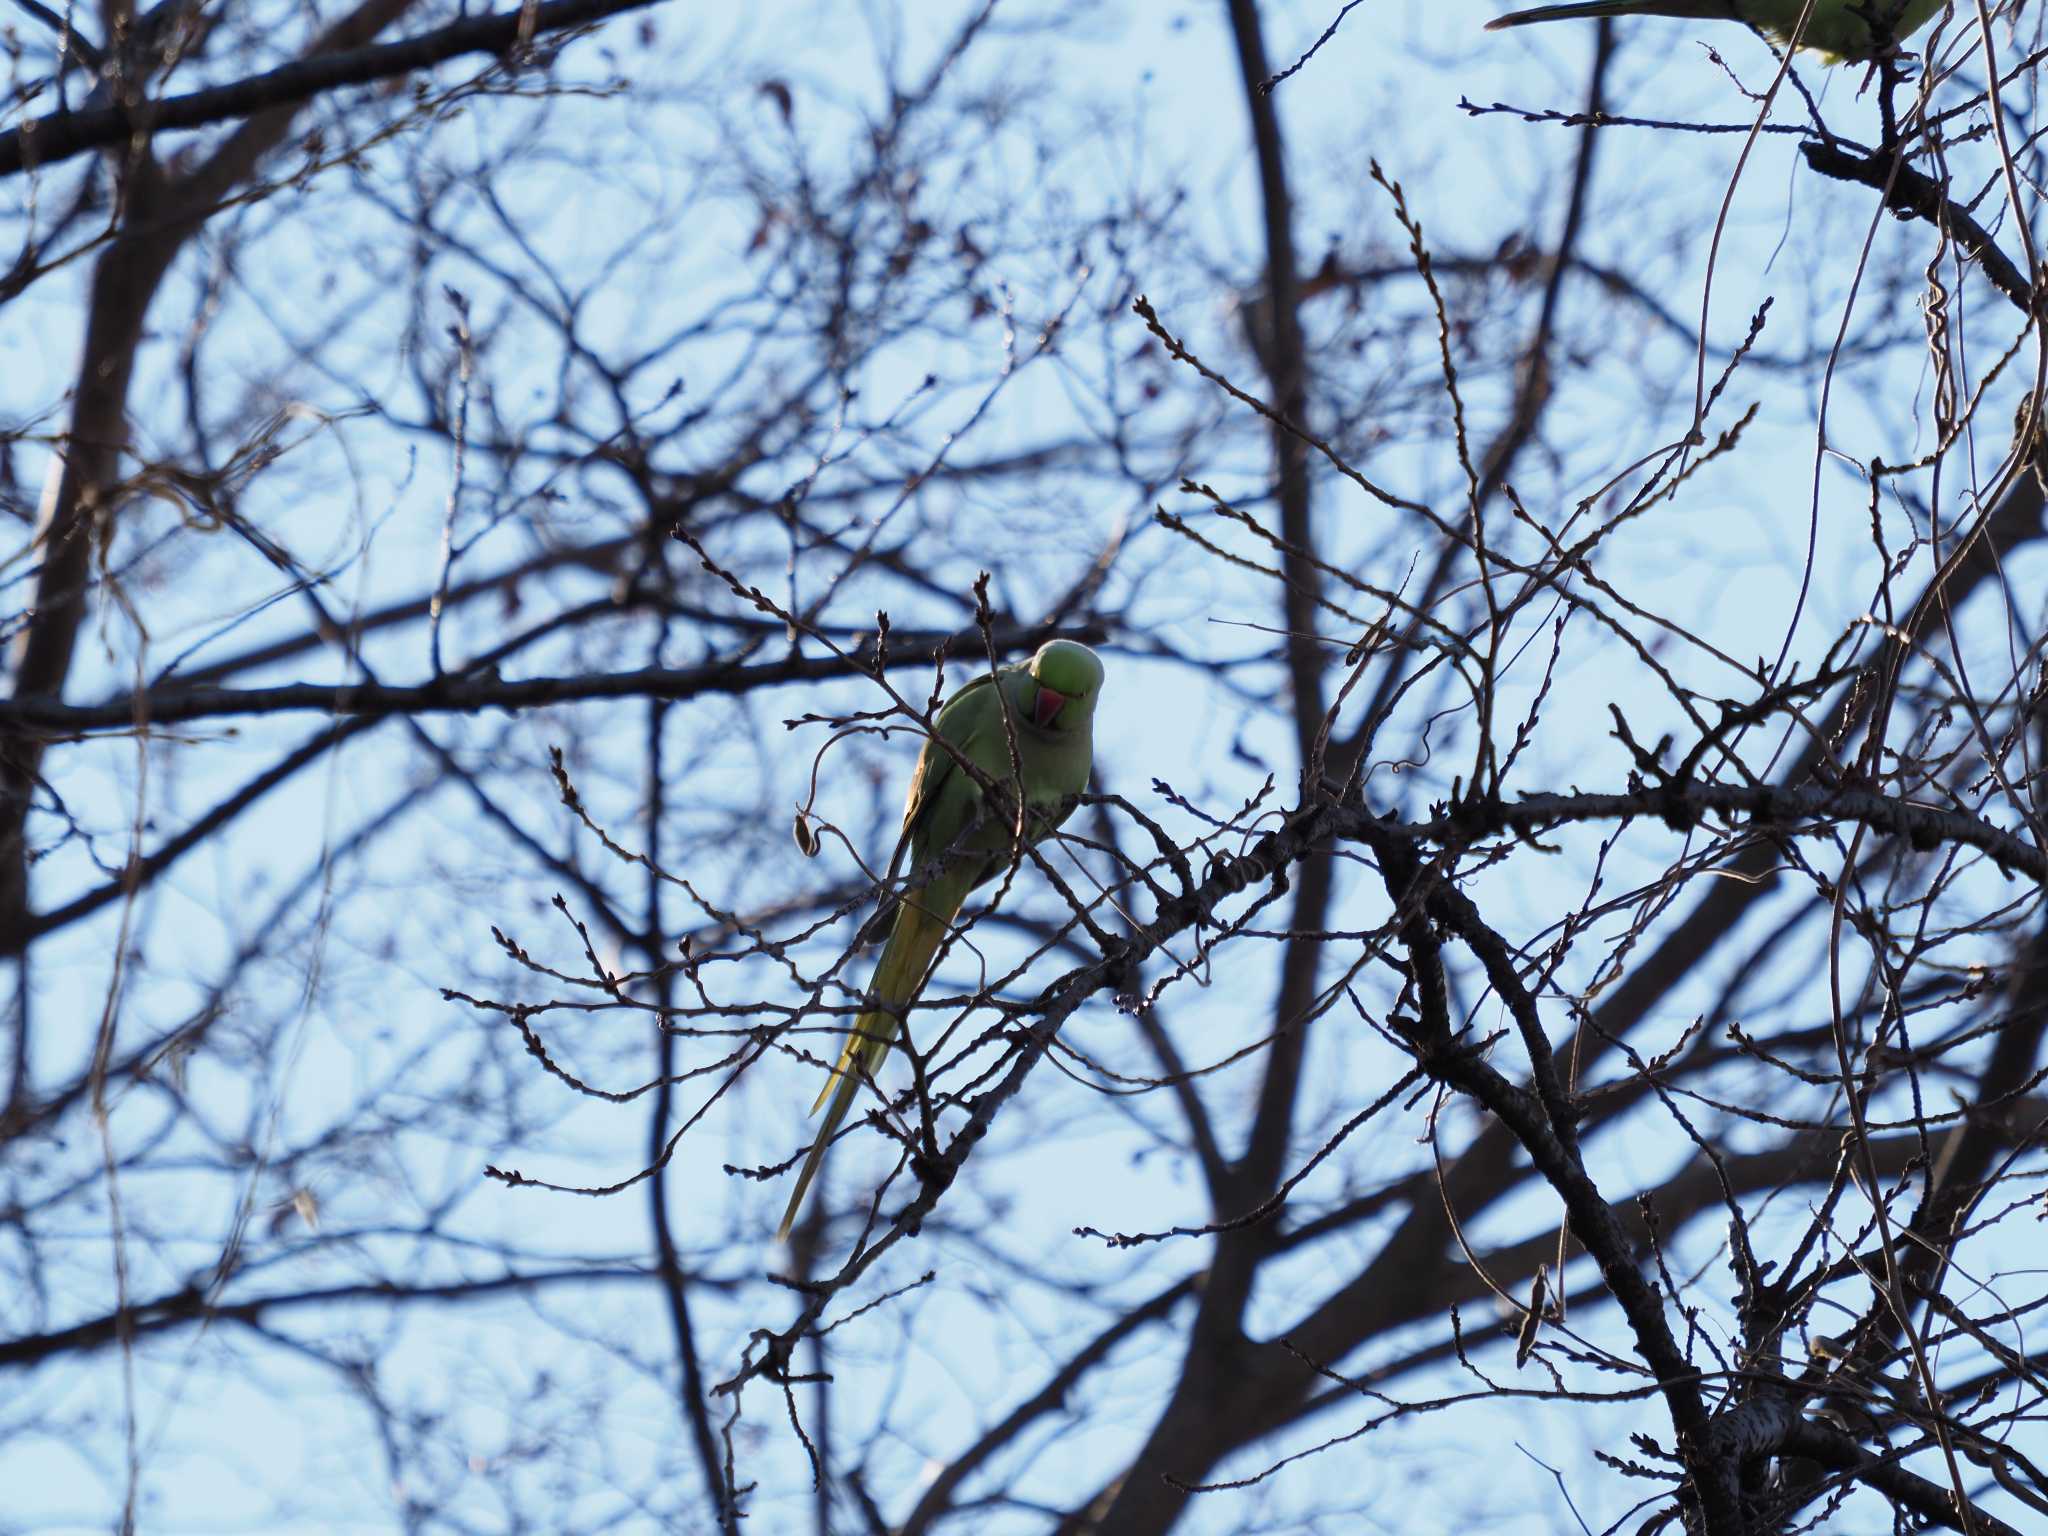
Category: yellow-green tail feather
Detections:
[{"x1": 778, "y1": 885, "x2": 964, "y2": 1239}]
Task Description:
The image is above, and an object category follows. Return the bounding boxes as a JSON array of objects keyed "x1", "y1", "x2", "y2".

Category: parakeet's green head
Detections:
[{"x1": 1027, "y1": 639, "x2": 1104, "y2": 729}]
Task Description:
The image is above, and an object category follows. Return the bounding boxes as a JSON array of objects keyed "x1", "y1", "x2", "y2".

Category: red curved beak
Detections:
[{"x1": 1033, "y1": 686, "x2": 1068, "y2": 728}]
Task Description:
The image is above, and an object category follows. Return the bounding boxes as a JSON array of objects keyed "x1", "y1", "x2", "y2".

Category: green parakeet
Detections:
[
  {"x1": 777, "y1": 638, "x2": 1105, "y2": 1240},
  {"x1": 1484, "y1": 0, "x2": 1944, "y2": 61}
]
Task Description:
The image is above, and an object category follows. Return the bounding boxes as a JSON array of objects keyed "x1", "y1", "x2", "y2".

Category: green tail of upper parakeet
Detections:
[
  {"x1": 777, "y1": 638, "x2": 1105, "y2": 1241},
  {"x1": 1484, "y1": 0, "x2": 1943, "y2": 62}
]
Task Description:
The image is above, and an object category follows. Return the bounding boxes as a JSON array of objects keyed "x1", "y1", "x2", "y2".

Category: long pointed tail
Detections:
[
  {"x1": 777, "y1": 886, "x2": 961, "y2": 1239},
  {"x1": 1486, "y1": 3, "x2": 1716, "y2": 32}
]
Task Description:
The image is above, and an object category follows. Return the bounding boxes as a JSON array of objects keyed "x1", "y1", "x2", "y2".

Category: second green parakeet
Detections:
[
  {"x1": 778, "y1": 638, "x2": 1105, "y2": 1240},
  {"x1": 1484, "y1": 0, "x2": 1944, "y2": 62}
]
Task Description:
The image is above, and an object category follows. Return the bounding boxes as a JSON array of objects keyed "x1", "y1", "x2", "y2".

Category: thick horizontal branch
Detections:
[
  {"x1": 22, "y1": 692, "x2": 2043, "y2": 895},
  {"x1": 1399, "y1": 783, "x2": 2047, "y2": 889},
  {"x1": 0, "y1": 622, "x2": 1103, "y2": 735},
  {"x1": 1, "y1": 0, "x2": 663, "y2": 177},
  {"x1": 0, "y1": 1266, "x2": 663, "y2": 1366}
]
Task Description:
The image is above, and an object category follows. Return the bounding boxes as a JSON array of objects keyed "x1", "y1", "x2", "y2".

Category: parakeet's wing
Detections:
[{"x1": 857, "y1": 667, "x2": 1009, "y2": 944}]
